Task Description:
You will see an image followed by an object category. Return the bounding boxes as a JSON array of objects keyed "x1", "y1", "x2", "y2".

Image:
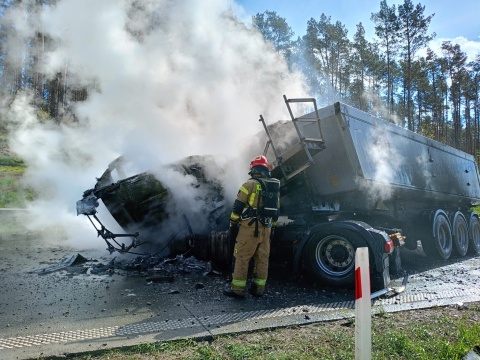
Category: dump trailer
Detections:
[
  {"x1": 76, "y1": 96, "x2": 480, "y2": 289},
  {"x1": 264, "y1": 96, "x2": 480, "y2": 288}
]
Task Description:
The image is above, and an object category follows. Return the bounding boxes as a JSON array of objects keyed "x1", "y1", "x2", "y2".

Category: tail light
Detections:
[
  {"x1": 384, "y1": 239, "x2": 395, "y2": 254},
  {"x1": 385, "y1": 232, "x2": 404, "y2": 254}
]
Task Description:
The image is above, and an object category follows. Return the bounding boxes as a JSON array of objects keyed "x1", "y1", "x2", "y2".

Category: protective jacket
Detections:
[{"x1": 230, "y1": 176, "x2": 279, "y2": 228}]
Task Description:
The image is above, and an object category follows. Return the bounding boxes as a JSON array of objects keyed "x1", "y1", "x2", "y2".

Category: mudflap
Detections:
[
  {"x1": 371, "y1": 253, "x2": 391, "y2": 291},
  {"x1": 389, "y1": 246, "x2": 402, "y2": 274}
]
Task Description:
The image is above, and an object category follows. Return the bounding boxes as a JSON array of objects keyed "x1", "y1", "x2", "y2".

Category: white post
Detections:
[{"x1": 355, "y1": 247, "x2": 371, "y2": 360}]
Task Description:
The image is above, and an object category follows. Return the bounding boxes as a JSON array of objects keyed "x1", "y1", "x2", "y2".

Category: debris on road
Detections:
[
  {"x1": 31, "y1": 253, "x2": 89, "y2": 274},
  {"x1": 90, "y1": 255, "x2": 221, "y2": 283},
  {"x1": 98, "y1": 254, "x2": 217, "y2": 277},
  {"x1": 32, "y1": 251, "x2": 220, "y2": 282}
]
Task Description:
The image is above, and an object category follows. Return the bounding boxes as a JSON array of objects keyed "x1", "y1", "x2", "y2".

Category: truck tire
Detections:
[
  {"x1": 304, "y1": 230, "x2": 364, "y2": 287},
  {"x1": 469, "y1": 213, "x2": 480, "y2": 255},
  {"x1": 452, "y1": 212, "x2": 469, "y2": 256},
  {"x1": 421, "y1": 211, "x2": 452, "y2": 260}
]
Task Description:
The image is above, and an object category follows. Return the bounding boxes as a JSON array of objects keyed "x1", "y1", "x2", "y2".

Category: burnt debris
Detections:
[{"x1": 89, "y1": 254, "x2": 217, "y2": 278}]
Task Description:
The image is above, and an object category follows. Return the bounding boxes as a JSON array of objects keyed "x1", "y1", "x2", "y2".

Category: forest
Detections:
[{"x1": 1, "y1": 0, "x2": 479, "y2": 162}]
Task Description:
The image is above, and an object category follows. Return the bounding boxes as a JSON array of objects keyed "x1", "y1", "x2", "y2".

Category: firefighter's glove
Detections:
[{"x1": 229, "y1": 222, "x2": 239, "y2": 240}]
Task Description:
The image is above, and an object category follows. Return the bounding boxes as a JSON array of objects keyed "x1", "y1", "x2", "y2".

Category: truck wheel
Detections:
[
  {"x1": 304, "y1": 230, "x2": 362, "y2": 287},
  {"x1": 421, "y1": 211, "x2": 452, "y2": 260},
  {"x1": 469, "y1": 213, "x2": 480, "y2": 255},
  {"x1": 452, "y1": 212, "x2": 469, "y2": 256}
]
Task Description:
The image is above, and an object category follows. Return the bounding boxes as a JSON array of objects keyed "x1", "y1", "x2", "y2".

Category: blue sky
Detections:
[{"x1": 235, "y1": 0, "x2": 480, "y2": 61}]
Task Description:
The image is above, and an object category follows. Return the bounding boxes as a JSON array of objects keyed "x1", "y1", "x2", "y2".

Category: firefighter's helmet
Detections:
[
  {"x1": 250, "y1": 155, "x2": 270, "y2": 170},
  {"x1": 249, "y1": 155, "x2": 270, "y2": 177}
]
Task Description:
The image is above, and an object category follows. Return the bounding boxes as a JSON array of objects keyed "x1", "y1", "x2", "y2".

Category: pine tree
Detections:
[
  {"x1": 397, "y1": 0, "x2": 435, "y2": 131},
  {"x1": 252, "y1": 10, "x2": 294, "y2": 64},
  {"x1": 441, "y1": 41, "x2": 467, "y2": 149},
  {"x1": 371, "y1": 0, "x2": 399, "y2": 115}
]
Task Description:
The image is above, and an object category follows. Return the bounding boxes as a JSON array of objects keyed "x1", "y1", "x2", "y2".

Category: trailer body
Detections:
[
  {"x1": 264, "y1": 99, "x2": 480, "y2": 288},
  {"x1": 277, "y1": 102, "x2": 480, "y2": 220}
]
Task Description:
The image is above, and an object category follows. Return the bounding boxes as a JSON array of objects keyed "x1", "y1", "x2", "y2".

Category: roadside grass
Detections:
[
  {"x1": 0, "y1": 155, "x2": 33, "y2": 207},
  {"x1": 57, "y1": 303, "x2": 479, "y2": 360},
  {"x1": 371, "y1": 309, "x2": 480, "y2": 359},
  {"x1": 0, "y1": 156, "x2": 25, "y2": 167},
  {"x1": 0, "y1": 174, "x2": 35, "y2": 207}
]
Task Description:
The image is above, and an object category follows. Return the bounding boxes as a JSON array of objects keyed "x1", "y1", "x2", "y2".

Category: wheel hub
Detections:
[
  {"x1": 324, "y1": 239, "x2": 354, "y2": 269},
  {"x1": 328, "y1": 243, "x2": 348, "y2": 263}
]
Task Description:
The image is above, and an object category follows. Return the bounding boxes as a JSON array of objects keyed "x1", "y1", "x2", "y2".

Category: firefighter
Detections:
[{"x1": 223, "y1": 155, "x2": 280, "y2": 298}]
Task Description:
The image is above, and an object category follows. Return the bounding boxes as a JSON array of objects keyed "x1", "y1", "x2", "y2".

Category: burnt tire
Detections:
[
  {"x1": 469, "y1": 213, "x2": 480, "y2": 255},
  {"x1": 421, "y1": 211, "x2": 452, "y2": 260},
  {"x1": 452, "y1": 212, "x2": 469, "y2": 256},
  {"x1": 304, "y1": 230, "x2": 364, "y2": 287}
]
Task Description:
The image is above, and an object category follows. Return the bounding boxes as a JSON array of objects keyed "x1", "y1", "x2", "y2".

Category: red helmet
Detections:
[{"x1": 250, "y1": 155, "x2": 270, "y2": 170}]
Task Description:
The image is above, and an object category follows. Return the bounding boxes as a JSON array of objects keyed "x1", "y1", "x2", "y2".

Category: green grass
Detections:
[
  {"x1": 45, "y1": 303, "x2": 479, "y2": 360},
  {"x1": 0, "y1": 155, "x2": 31, "y2": 207},
  {"x1": 0, "y1": 155, "x2": 26, "y2": 176},
  {"x1": 0, "y1": 156, "x2": 25, "y2": 167},
  {"x1": 0, "y1": 165, "x2": 25, "y2": 175},
  {"x1": 0, "y1": 174, "x2": 37, "y2": 207}
]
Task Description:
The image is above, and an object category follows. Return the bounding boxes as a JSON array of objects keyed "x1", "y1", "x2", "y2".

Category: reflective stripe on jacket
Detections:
[{"x1": 230, "y1": 178, "x2": 264, "y2": 223}]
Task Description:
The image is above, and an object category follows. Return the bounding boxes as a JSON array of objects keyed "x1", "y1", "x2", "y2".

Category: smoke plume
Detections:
[{"x1": 1, "y1": 0, "x2": 308, "y2": 251}]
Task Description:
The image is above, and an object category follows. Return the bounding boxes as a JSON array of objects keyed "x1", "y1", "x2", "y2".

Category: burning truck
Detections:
[{"x1": 77, "y1": 96, "x2": 480, "y2": 289}]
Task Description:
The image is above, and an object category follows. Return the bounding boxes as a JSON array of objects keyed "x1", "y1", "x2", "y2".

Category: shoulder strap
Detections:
[{"x1": 249, "y1": 177, "x2": 266, "y2": 193}]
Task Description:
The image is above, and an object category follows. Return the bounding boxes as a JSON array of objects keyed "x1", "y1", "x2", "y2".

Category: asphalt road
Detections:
[{"x1": 1, "y1": 211, "x2": 479, "y2": 360}]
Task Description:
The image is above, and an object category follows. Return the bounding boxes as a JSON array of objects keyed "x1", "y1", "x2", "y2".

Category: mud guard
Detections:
[{"x1": 293, "y1": 220, "x2": 391, "y2": 288}]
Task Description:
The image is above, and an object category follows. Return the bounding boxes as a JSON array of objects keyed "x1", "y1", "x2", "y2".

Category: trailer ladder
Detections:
[{"x1": 260, "y1": 95, "x2": 325, "y2": 182}]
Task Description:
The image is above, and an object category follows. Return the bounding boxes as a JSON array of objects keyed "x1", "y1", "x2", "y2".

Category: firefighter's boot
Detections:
[
  {"x1": 223, "y1": 283, "x2": 245, "y2": 299},
  {"x1": 249, "y1": 282, "x2": 265, "y2": 298}
]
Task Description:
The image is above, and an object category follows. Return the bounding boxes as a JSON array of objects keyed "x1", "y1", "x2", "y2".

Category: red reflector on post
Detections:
[
  {"x1": 355, "y1": 267, "x2": 362, "y2": 300},
  {"x1": 384, "y1": 240, "x2": 394, "y2": 254}
]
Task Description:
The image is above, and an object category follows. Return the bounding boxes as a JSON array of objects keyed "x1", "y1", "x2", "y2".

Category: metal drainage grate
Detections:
[{"x1": 0, "y1": 327, "x2": 118, "y2": 349}]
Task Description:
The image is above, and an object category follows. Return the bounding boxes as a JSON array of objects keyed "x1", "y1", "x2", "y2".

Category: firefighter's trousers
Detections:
[{"x1": 231, "y1": 219, "x2": 271, "y2": 296}]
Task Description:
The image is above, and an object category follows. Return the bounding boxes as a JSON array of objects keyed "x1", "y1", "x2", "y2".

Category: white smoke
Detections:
[
  {"x1": 1, "y1": 0, "x2": 308, "y2": 251},
  {"x1": 362, "y1": 89, "x2": 402, "y2": 126},
  {"x1": 359, "y1": 125, "x2": 405, "y2": 205}
]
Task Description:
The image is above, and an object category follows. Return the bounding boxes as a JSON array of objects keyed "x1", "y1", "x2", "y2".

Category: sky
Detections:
[{"x1": 236, "y1": 0, "x2": 480, "y2": 62}]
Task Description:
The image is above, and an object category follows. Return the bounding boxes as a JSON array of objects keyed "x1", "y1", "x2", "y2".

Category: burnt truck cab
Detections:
[{"x1": 77, "y1": 155, "x2": 232, "y2": 258}]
